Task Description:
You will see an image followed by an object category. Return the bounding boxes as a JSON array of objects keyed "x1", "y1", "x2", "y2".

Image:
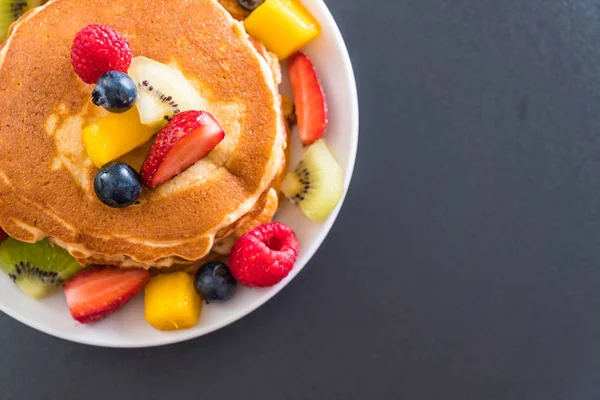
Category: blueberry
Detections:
[
  {"x1": 94, "y1": 162, "x2": 142, "y2": 208},
  {"x1": 194, "y1": 262, "x2": 237, "y2": 303},
  {"x1": 92, "y1": 71, "x2": 137, "y2": 113},
  {"x1": 237, "y1": 0, "x2": 265, "y2": 11}
]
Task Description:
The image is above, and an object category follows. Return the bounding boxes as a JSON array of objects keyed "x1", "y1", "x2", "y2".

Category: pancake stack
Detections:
[{"x1": 0, "y1": 0, "x2": 286, "y2": 268}]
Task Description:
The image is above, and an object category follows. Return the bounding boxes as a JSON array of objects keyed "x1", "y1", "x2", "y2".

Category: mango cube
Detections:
[
  {"x1": 244, "y1": 0, "x2": 321, "y2": 60},
  {"x1": 144, "y1": 272, "x2": 202, "y2": 331},
  {"x1": 82, "y1": 108, "x2": 155, "y2": 168}
]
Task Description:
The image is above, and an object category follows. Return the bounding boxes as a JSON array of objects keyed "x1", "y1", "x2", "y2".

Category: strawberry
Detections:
[
  {"x1": 287, "y1": 52, "x2": 328, "y2": 146},
  {"x1": 0, "y1": 229, "x2": 7, "y2": 244},
  {"x1": 141, "y1": 110, "x2": 225, "y2": 188},
  {"x1": 64, "y1": 266, "x2": 150, "y2": 324}
]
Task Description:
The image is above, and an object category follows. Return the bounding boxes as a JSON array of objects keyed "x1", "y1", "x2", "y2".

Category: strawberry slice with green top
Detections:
[
  {"x1": 287, "y1": 52, "x2": 328, "y2": 146},
  {"x1": 64, "y1": 266, "x2": 150, "y2": 324},
  {"x1": 141, "y1": 110, "x2": 225, "y2": 188}
]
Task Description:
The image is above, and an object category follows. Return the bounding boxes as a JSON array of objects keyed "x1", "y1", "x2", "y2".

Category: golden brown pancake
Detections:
[{"x1": 0, "y1": 0, "x2": 286, "y2": 267}]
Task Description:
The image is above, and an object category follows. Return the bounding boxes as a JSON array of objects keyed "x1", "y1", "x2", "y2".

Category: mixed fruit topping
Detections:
[
  {"x1": 71, "y1": 25, "x2": 219, "y2": 205},
  {"x1": 0, "y1": 0, "x2": 349, "y2": 332}
]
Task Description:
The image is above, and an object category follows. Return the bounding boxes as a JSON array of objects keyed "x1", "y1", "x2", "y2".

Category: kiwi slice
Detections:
[
  {"x1": 280, "y1": 139, "x2": 344, "y2": 222},
  {"x1": 128, "y1": 56, "x2": 205, "y2": 130},
  {"x1": 0, "y1": 0, "x2": 44, "y2": 42},
  {"x1": 0, "y1": 238, "x2": 83, "y2": 299}
]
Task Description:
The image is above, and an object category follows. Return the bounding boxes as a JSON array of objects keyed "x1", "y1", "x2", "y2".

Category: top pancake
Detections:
[{"x1": 0, "y1": 0, "x2": 285, "y2": 266}]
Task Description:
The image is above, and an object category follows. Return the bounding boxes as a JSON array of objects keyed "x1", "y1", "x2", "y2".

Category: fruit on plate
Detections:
[
  {"x1": 64, "y1": 266, "x2": 150, "y2": 323},
  {"x1": 82, "y1": 107, "x2": 155, "y2": 168},
  {"x1": 128, "y1": 56, "x2": 205, "y2": 129},
  {"x1": 0, "y1": 238, "x2": 83, "y2": 299},
  {"x1": 194, "y1": 262, "x2": 237, "y2": 303},
  {"x1": 229, "y1": 222, "x2": 299, "y2": 287},
  {"x1": 71, "y1": 24, "x2": 132, "y2": 84},
  {"x1": 237, "y1": 0, "x2": 265, "y2": 11},
  {"x1": 144, "y1": 272, "x2": 202, "y2": 331},
  {"x1": 94, "y1": 162, "x2": 143, "y2": 208},
  {"x1": 287, "y1": 52, "x2": 328, "y2": 146},
  {"x1": 0, "y1": 229, "x2": 7, "y2": 244},
  {"x1": 280, "y1": 139, "x2": 343, "y2": 222},
  {"x1": 244, "y1": 0, "x2": 320, "y2": 60},
  {"x1": 92, "y1": 71, "x2": 138, "y2": 113},
  {"x1": 0, "y1": 0, "x2": 43, "y2": 42},
  {"x1": 141, "y1": 110, "x2": 225, "y2": 188}
]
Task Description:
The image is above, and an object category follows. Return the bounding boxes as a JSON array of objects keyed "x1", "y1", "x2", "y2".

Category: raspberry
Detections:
[
  {"x1": 229, "y1": 222, "x2": 299, "y2": 287},
  {"x1": 71, "y1": 24, "x2": 132, "y2": 84}
]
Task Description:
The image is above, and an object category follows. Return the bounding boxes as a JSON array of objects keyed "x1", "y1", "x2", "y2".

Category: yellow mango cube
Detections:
[
  {"x1": 82, "y1": 108, "x2": 155, "y2": 168},
  {"x1": 244, "y1": 0, "x2": 320, "y2": 60},
  {"x1": 145, "y1": 272, "x2": 202, "y2": 331}
]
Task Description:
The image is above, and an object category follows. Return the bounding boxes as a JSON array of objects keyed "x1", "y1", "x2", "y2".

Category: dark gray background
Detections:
[{"x1": 2, "y1": 0, "x2": 600, "y2": 398}]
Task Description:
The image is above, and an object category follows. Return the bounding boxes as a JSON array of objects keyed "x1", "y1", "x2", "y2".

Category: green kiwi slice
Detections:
[
  {"x1": 280, "y1": 139, "x2": 344, "y2": 222},
  {"x1": 0, "y1": 0, "x2": 44, "y2": 42},
  {"x1": 128, "y1": 56, "x2": 206, "y2": 130},
  {"x1": 0, "y1": 238, "x2": 84, "y2": 299}
]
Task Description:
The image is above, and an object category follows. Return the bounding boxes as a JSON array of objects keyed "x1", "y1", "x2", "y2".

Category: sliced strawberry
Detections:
[
  {"x1": 141, "y1": 110, "x2": 225, "y2": 188},
  {"x1": 287, "y1": 52, "x2": 328, "y2": 146},
  {"x1": 64, "y1": 266, "x2": 150, "y2": 324},
  {"x1": 0, "y1": 229, "x2": 7, "y2": 244}
]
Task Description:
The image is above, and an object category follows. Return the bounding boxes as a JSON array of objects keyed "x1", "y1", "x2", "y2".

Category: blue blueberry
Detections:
[
  {"x1": 194, "y1": 262, "x2": 237, "y2": 303},
  {"x1": 92, "y1": 71, "x2": 137, "y2": 113},
  {"x1": 94, "y1": 162, "x2": 142, "y2": 208},
  {"x1": 237, "y1": 0, "x2": 265, "y2": 11}
]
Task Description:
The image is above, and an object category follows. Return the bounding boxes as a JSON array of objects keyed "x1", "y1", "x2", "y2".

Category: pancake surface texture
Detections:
[{"x1": 0, "y1": 0, "x2": 285, "y2": 267}]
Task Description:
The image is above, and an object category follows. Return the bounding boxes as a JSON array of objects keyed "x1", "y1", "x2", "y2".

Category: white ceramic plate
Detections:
[{"x1": 0, "y1": 0, "x2": 358, "y2": 347}]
